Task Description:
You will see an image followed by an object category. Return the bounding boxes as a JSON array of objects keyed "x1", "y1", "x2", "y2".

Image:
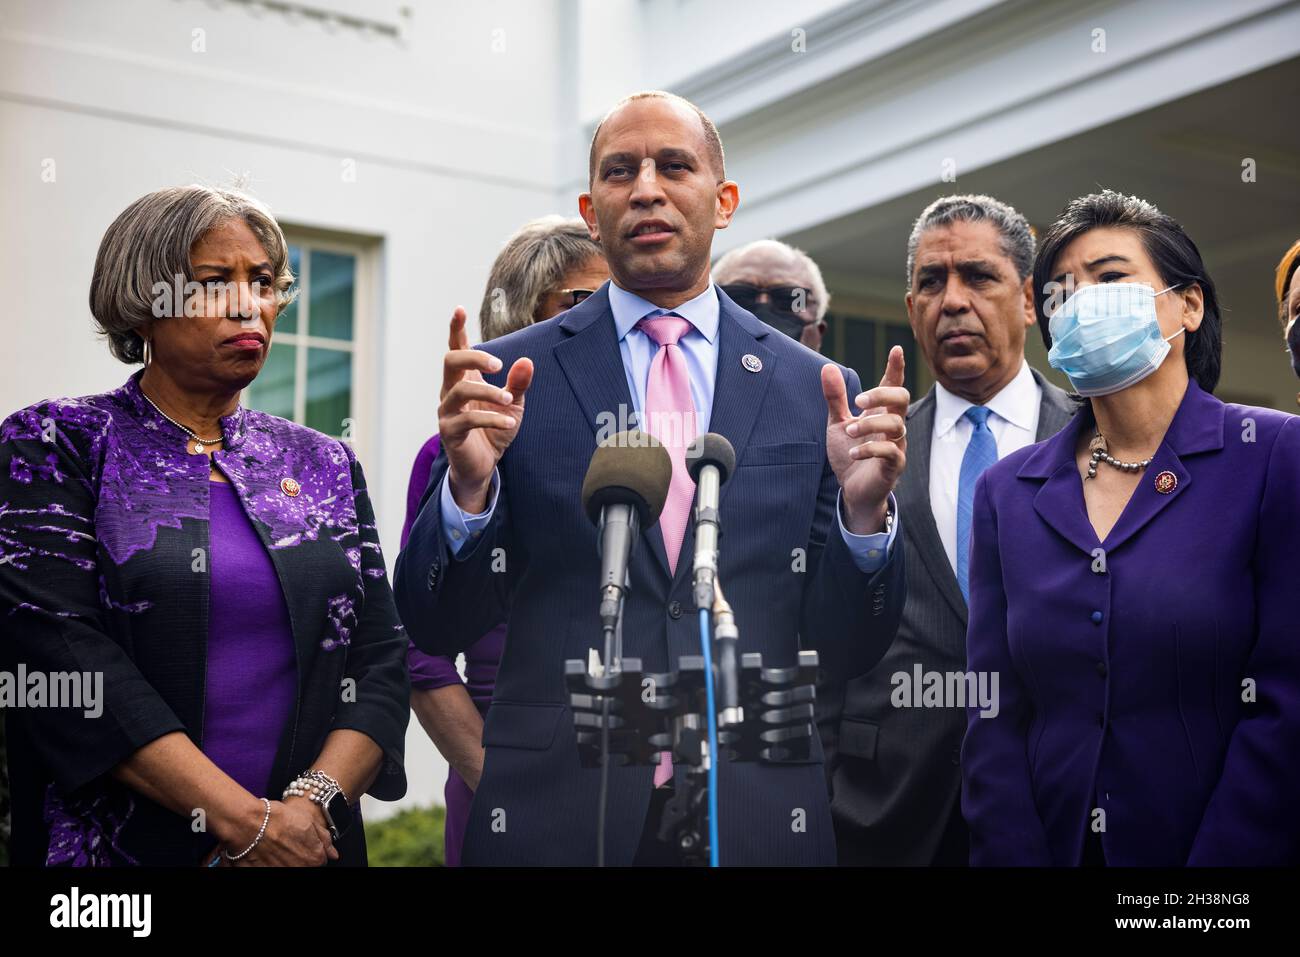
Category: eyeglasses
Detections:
[
  {"x1": 556, "y1": 288, "x2": 596, "y2": 309},
  {"x1": 720, "y1": 283, "x2": 817, "y2": 319}
]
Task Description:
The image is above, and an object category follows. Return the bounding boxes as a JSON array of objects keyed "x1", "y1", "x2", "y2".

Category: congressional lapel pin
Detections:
[
  {"x1": 742, "y1": 354, "x2": 763, "y2": 373},
  {"x1": 280, "y1": 477, "x2": 301, "y2": 498},
  {"x1": 1153, "y1": 470, "x2": 1178, "y2": 495}
]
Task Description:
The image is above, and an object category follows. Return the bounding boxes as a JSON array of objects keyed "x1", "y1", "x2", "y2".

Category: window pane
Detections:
[
  {"x1": 309, "y1": 250, "x2": 355, "y2": 341},
  {"x1": 245, "y1": 342, "x2": 296, "y2": 419},
  {"x1": 277, "y1": 245, "x2": 302, "y2": 335},
  {"x1": 305, "y1": 347, "x2": 352, "y2": 436}
]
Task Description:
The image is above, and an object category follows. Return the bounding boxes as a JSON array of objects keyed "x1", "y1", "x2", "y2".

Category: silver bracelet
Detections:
[{"x1": 224, "y1": 797, "x2": 272, "y2": 862}]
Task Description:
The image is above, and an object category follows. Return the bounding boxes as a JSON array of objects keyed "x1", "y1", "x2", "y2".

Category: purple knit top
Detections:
[{"x1": 202, "y1": 480, "x2": 296, "y2": 796}]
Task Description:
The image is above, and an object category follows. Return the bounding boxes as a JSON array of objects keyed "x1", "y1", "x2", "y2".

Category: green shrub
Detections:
[{"x1": 364, "y1": 803, "x2": 445, "y2": 867}]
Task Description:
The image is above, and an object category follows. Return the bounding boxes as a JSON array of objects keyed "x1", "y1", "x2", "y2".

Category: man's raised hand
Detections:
[
  {"x1": 822, "y1": 345, "x2": 909, "y2": 535},
  {"x1": 439, "y1": 307, "x2": 533, "y2": 513}
]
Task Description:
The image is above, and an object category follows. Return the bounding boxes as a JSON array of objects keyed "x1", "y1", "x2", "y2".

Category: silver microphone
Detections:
[{"x1": 686, "y1": 433, "x2": 737, "y2": 611}]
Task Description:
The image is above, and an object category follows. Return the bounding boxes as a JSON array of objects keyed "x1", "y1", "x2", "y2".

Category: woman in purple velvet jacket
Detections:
[
  {"x1": 0, "y1": 186, "x2": 409, "y2": 866},
  {"x1": 962, "y1": 190, "x2": 1300, "y2": 866},
  {"x1": 402, "y1": 216, "x2": 606, "y2": 866}
]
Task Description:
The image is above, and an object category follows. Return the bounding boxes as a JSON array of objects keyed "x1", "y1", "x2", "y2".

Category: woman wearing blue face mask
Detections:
[{"x1": 960, "y1": 190, "x2": 1300, "y2": 866}]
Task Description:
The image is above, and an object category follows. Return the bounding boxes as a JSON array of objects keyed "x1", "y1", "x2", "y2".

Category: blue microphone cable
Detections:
[{"x1": 698, "y1": 607, "x2": 720, "y2": 867}]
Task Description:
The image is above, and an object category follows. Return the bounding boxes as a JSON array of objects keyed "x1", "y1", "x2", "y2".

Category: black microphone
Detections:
[
  {"x1": 580, "y1": 430, "x2": 672, "y2": 633},
  {"x1": 686, "y1": 433, "x2": 736, "y2": 611},
  {"x1": 580, "y1": 430, "x2": 670, "y2": 870}
]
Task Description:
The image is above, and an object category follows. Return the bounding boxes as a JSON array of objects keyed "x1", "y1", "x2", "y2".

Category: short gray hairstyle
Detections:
[
  {"x1": 478, "y1": 215, "x2": 604, "y2": 341},
  {"x1": 90, "y1": 185, "x2": 297, "y2": 364},
  {"x1": 905, "y1": 193, "x2": 1035, "y2": 287},
  {"x1": 712, "y1": 238, "x2": 832, "y2": 321}
]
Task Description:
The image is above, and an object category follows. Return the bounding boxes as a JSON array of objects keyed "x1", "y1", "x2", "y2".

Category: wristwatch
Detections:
[{"x1": 319, "y1": 786, "x2": 353, "y2": 843}]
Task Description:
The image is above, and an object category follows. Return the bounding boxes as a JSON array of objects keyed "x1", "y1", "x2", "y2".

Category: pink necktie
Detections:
[{"x1": 637, "y1": 311, "x2": 698, "y2": 788}]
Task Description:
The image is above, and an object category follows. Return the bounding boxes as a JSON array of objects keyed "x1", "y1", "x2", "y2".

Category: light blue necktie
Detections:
[{"x1": 956, "y1": 405, "x2": 997, "y2": 604}]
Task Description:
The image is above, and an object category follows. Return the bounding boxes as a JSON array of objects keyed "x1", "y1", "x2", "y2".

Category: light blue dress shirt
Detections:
[{"x1": 439, "y1": 281, "x2": 898, "y2": 571}]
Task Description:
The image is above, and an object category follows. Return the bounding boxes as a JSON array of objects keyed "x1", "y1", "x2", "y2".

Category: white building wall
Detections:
[{"x1": 0, "y1": 0, "x2": 579, "y2": 820}]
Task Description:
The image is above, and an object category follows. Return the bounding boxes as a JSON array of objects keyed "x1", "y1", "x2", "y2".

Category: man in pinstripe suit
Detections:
[
  {"x1": 396, "y1": 92, "x2": 909, "y2": 865},
  {"x1": 825, "y1": 195, "x2": 1078, "y2": 865}
]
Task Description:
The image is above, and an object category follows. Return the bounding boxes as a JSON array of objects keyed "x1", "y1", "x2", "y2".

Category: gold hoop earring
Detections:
[{"x1": 142, "y1": 339, "x2": 152, "y2": 367}]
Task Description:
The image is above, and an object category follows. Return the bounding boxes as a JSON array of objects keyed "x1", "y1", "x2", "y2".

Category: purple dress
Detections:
[
  {"x1": 203, "y1": 480, "x2": 296, "y2": 797},
  {"x1": 401, "y1": 434, "x2": 505, "y2": 867}
]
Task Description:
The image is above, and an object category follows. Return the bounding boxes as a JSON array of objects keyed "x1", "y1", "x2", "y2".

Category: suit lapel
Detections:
[
  {"x1": 1026, "y1": 371, "x2": 1093, "y2": 552},
  {"x1": 1097, "y1": 380, "x2": 1222, "y2": 553},
  {"x1": 1021, "y1": 377, "x2": 1222, "y2": 557},
  {"x1": 1014, "y1": 399, "x2": 1100, "y2": 556},
  {"x1": 552, "y1": 285, "x2": 633, "y2": 436},
  {"x1": 899, "y1": 389, "x2": 969, "y2": 627}
]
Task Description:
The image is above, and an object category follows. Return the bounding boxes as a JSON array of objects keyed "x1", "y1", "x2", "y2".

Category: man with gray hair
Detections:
[
  {"x1": 713, "y1": 239, "x2": 830, "y2": 352},
  {"x1": 826, "y1": 193, "x2": 1077, "y2": 865}
]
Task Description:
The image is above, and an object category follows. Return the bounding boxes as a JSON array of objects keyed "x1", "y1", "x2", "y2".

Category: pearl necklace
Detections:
[
  {"x1": 1086, "y1": 430, "x2": 1151, "y2": 480},
  {"x1": 140, "y1": 390, "x2": 224, "y2": 454}
]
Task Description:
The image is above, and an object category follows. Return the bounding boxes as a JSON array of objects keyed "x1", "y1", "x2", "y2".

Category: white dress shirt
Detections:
[{"x1": 930, "y1": 359, "x2": 1041, "y2": 575}]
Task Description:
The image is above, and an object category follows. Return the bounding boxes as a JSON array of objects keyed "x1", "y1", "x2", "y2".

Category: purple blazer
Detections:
[{"x1": 962, "y1": 379, "x2": 1300, "y2": 866}]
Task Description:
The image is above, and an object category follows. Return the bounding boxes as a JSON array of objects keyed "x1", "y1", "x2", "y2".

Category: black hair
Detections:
[{"x1": 1032, "y1": 189, "x2": 1222, "y2": 394}]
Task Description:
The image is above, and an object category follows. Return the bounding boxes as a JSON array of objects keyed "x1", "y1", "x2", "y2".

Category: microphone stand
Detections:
[
  {"x1": 567, "y1": 607, "x2": 823, "y2": 867},
  {"x1": 567, "y1": 475, "x2": 821, "y2": 866},
  {"x1": 654, "y1": 578, "x2": 740, "y2": 866},
  {"x1": 595, "y1": 570, "x2": 627, "y2": 868}
]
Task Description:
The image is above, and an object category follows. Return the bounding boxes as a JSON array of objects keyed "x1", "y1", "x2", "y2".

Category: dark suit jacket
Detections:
[
  {"x1": 0, "y1": 372, "x2": 410, "y2": 866},
  {"x1": 964, "y1": 379, "x2": 1300, "y2": 865},
  {"x1": 395, "y1": 282, "x2": 906, "y2": 865},
  {"x1": 824, "y1": 367, "x2": 1076, "y2": 865}
]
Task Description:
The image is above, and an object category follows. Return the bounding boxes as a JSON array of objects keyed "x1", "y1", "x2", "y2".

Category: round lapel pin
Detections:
[
  {"x1": 742, "y1": 354, "x2": 763, "y2": 373},
  {"x1": 280, "y1": 477, "x2": 301, "y2": 498},
  {"x1": 1153, "y1": 470, "x2": 1178, "y2": 495}
]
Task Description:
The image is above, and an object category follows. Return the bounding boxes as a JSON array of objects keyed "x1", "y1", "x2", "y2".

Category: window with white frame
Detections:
[{"x1": 245, "y1": 237, "x2": 370, "y2": 449}]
